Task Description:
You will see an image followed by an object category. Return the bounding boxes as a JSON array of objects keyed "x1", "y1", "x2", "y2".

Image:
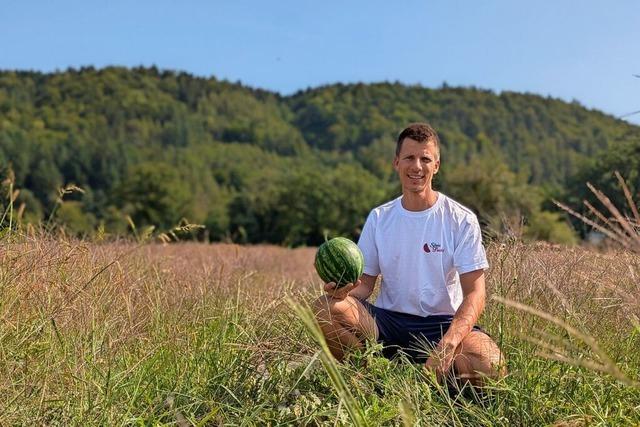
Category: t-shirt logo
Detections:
[{"x1": 423, "y1": 242, "x2": 445, "y2": 253}]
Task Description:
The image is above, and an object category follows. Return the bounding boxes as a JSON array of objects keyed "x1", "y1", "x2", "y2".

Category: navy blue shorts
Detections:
[{"x1": 360, "y1": 300, "x2": 486, "y2": 363}]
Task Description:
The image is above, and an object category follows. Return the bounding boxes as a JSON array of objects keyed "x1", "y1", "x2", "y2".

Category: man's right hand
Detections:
[{"x1": 324, "y1": 279, "x2": 361, "y2": 300}]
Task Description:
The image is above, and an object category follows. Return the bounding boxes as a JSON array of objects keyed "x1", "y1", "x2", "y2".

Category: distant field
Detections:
[{"x1": 1, "y1": 238, "x2": 639, "y2": 425}]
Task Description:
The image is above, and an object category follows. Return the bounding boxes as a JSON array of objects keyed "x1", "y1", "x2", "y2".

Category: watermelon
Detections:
[{"x1": 314, "y1": 237, "x2": 364, "y2": 287}]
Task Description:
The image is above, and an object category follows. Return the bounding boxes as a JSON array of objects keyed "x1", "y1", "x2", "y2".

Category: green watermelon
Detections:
[{"x1": 314, "y1": 237, "x2": 364, "y2": 287}]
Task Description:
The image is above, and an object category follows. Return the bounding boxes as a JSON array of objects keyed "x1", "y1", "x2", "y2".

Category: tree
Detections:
[
  {"x1": 118, "y1": 161, "x2": 191, "y2": 230},
  {"x1": 55, "y1": 201, "x2": 97, "y2": 236}
]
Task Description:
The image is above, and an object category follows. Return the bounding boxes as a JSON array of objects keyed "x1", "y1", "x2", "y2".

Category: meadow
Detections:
[{"x1": 1, "y1": 236, "x2": 639, "y2": 426}]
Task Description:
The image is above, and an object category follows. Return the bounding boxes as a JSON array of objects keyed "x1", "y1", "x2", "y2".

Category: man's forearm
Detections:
[{"x1": 442, "y1": 288, "x2": 485, "y2": 348}]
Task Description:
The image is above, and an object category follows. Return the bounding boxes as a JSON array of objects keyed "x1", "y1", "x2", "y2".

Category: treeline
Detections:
[{"x1": 0, "y1": 66, "x2": 638, "y2": 245}]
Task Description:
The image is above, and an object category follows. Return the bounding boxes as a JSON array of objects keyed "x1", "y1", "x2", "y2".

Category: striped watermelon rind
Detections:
[{"x1": 314, "y1": 237, "x2": 364, "y2": 287}]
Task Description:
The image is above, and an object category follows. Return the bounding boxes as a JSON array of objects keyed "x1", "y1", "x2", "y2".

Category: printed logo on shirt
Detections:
[{"x1": 423, "y1": 242, "x2": 445, "y2": 253}]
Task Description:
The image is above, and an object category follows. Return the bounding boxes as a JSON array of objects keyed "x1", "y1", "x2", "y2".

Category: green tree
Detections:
[
  {"x1": 525, "y1": 211, "x2": 577, "y2": 245},
  {"x1": 55, "y1": 201, "x2": 97, "y2": 236},
  {"x1": 118, "y1": 162, "x2": 191, "y2": 230},
  {"x1": 443, "y1": 150, "x2": 539, "y2": 224},
  {"x1": 567, "y1": 138, "x2": 640, "y2": 218}
]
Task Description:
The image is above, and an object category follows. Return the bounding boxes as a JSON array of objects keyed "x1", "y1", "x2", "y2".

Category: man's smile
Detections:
[{"x1": 408, "y1": 174, "x2": 424, "y2": 180}]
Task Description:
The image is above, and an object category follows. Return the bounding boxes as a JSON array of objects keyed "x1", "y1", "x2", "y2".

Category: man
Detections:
[{"x1": 313, "y1": 123, "x2": 505, "y2": 386}]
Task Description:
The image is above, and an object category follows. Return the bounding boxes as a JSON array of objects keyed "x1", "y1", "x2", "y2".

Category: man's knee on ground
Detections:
[
  {"x1": 461, "y1": 350, "x2": 504, "y2": 376},
  {"x1": 312, "y1": 295, "x2": 355, "y2": 322},
  {"x1": 453, "y1": 335, "x2": 507, "y2": 386}
]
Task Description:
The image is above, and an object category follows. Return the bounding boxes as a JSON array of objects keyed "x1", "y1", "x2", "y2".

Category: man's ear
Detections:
[
  {"x1": 434, "y1": 159, "x2": 440, "y2": 175},
  {"x1": 393, "y1": 156, "x2": 399, "y2": 172}
]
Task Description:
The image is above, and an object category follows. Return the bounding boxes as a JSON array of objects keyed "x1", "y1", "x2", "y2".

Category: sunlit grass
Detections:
[{"x1": 1, "y1": 236, "x2": 639, "y2": 425}]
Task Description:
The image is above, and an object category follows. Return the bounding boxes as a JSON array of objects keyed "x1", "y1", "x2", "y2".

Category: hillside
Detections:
[
  {"x1": 288, "y1": 82, "x2": 638, "y2": 185},
  {"x1": 0, "y1": 66, "x2": 638, "y2": 244}
]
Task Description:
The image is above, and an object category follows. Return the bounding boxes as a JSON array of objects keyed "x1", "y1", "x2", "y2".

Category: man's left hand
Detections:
[{"x1": 424, "y1": 339, "x2": 457, "y2": 382}]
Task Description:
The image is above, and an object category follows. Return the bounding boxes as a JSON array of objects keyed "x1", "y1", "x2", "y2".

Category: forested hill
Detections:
[
  {"x1": 289, "y1": 83, "x2": 638, "y2": 185},
  {"x1": 1, "y1": 66, "x2": 638, "y2": 245}
]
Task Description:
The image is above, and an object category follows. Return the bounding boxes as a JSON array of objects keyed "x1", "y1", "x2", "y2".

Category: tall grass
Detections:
[
  {"x1": 554, "y1": 171, "x2": 640, "y2": 253},
  {"x1": 1, "y1": 234, "x2": 639, "y2": 425}
]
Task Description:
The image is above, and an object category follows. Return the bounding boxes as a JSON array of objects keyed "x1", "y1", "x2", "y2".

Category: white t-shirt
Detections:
[{"x1": 357, "y1": 192, "x2": 489, "y2": 317}]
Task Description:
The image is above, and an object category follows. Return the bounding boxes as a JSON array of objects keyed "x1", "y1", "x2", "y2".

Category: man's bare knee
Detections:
[
  {"x1": 312, "y1": 295, "x2": 346, "y2": 321},
  {"x1": 453, "y1": 333, "x2": 507, "y2": 386},
  {"x1": 310, "y1": 296, "x2": 371, "y2": 360},
  {"x1": 313, "y1": 295, "x2": 361, "y2": 321}
]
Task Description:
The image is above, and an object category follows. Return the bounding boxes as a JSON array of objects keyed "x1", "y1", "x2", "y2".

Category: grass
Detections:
[{"x1": 1, "y1": 236, "x2": 639, "y2": 426}]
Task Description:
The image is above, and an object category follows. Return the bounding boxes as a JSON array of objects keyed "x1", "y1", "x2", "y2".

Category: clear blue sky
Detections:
[{"x1": 2, "y1": 0, "x2": 639, "y2": 124}]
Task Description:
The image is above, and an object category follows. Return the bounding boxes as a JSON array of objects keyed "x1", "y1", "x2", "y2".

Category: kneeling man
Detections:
[{"x1": 314, "y1": 123, "x2": 505, "y2": 386}]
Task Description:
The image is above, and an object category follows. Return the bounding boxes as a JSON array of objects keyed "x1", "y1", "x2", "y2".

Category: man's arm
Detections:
[
  {"x1": 425, "y1": 269, "x2": 486, "y2": 375},
  {"x1": 442, "y1": 269, "x2": 486, "y2": 348}
]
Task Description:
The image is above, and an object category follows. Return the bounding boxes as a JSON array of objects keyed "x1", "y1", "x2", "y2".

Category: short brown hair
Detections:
[{"x1": 396, "y1": 123, "x2": 440, "y2": 158}]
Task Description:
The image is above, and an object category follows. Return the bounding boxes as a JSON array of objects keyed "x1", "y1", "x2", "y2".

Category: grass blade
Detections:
[{"x1": 287, "y1": 298, "x2": 367, "y2": 426}]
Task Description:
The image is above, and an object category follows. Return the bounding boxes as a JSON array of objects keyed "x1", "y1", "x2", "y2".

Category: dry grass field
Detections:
[{"x1": 1, "y1": 237, "x2": 639, "y2": 425}]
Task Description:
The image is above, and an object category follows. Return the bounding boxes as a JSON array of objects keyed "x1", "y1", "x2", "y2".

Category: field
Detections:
[{"x1": 1, "y1": 237, "x2": 639, "y2": 425}]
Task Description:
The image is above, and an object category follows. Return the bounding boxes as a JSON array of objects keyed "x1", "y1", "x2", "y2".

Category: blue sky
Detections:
[{"x1": 2, "y1": 0, "x2": 639, "y2": 123}]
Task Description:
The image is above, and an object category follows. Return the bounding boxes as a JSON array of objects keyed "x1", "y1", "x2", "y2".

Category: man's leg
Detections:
[
  {"x1": 452, "y1": 331, "x2": 506, "y2": 387},
  {"x1": 312, "y1": 296, "x2": 378, "y2": 361}
]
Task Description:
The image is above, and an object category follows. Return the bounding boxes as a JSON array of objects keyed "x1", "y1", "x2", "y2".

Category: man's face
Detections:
[{"x1": 393, "y1": 138, "x2": 440, "y2": 194}]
